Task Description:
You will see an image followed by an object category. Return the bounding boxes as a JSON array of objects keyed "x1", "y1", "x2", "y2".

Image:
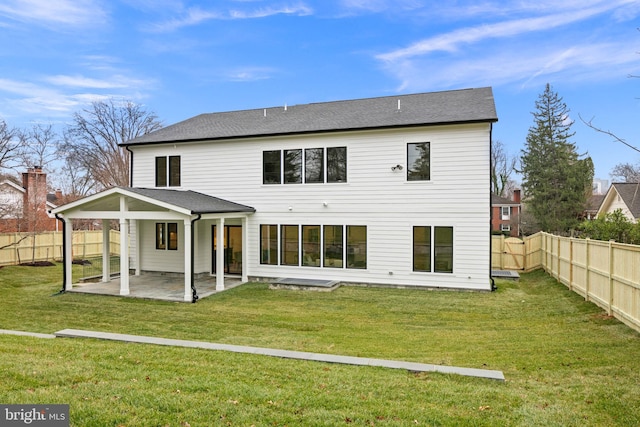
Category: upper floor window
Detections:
[
  {"x1": 263, "y1": 147, "x2": 347, "y2": 184},
  {"x1": 501, "y1": 206, "x2": 510, "y2": 220},
  {"x1": 305, "y1": 148, "x2": 324, "y2": 183},
  {"x1": 327, "y1": 147, "x2": 347, "y2": 183},
  {"x1": 263, "y1": 151, "x2": 281, "y2": 184},
  {"x1": 407, "y1": 142, "x2": 430, "y2": 181},
  {"x1": 284, "y1": 149, "x2": 302, "y2": 184},
  {"x1": 155, "y1": 156, "x2": 181, "y2": 187}
]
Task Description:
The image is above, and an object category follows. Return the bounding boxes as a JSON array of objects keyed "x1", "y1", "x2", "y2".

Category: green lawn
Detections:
[{"x1": 1, "y1": 263, "x2": 639, "y2": 426}]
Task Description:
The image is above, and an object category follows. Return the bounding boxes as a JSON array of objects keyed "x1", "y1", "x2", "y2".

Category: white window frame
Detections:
[{"x1": 501, "y1": 206, "x2": 510, "y2": 220}]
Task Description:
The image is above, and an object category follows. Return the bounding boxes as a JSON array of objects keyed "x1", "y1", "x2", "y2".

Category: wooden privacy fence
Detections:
[
  {"x1": 491, "y1": 233, "x2": 543, "y2": 272},
  {"x1": 0, "y1": 230, "x2": 120, "y2": 266},
  {"x1": 540, "y1": 233, "x2": 640, "y2": 333},
  {"x1": 494, "y1": 232, "x2": 640, "y2": 333}
]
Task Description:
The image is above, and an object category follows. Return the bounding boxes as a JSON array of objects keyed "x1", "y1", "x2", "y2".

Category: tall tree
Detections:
[
  {"x1": 60, "y1": 99, "x2": 163, "y2": 190},
  {"x1": 610, "y1": 162, "x2": 640, "y2": 183},
  {"x1": 491, "y1": 139, "x2": 517, "y2": 197},
  {"x1": 19, "y1": 123, "x2": 60, "y2": 172},
  {"x1": 520, "y1": 83, "x2": 594, "y2": 233}
]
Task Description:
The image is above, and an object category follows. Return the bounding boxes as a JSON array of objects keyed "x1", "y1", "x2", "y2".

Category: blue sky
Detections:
[{"x1": 1, "y1": 0, "x2": 639, "y2": 182}]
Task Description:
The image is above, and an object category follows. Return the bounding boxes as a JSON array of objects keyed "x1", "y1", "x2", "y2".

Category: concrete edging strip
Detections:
[
  {"x1": 55, "y1": 328, "x2": 505, "y2": 381},
  {"x1": 0, "y1": 329, "x2": 56, "y2": 339}
]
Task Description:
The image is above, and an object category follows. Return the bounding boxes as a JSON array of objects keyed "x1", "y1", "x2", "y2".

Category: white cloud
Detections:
[
  {"x1": 149, "y1": 3, "x2": 313, "y2": 32},
  {"x1": 0, "y1": 71, "x2": 154, "y2": 119},
  {"x1": 376, "y1": 6, "x2": 613, "y2": 62},
  {"x1": 0, "y1": 0, "x2": 107, "y2": 28},
  {"x1": 339, "y1": 0, "x2": 423, "y2": 13},
  {"x1": 45, "y1": 74, "x2": 146, "y2": 89},
  {"x1": 383, "y1": 41, "x2": 639, "y2": 93},
  {"x1": 224, "y1": 67, "x2": 278, "y2": 82},
  {"x1": 373, "y1": 0, "x2": 640, "y2": 92}
]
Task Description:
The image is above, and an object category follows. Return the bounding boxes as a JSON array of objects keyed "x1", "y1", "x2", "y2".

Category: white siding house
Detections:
[{"x1": 52, "y1": 88, "x2": 498, "y2": 301}]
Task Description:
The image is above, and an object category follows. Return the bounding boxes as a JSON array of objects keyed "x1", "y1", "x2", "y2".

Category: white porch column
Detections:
[
  {"x1": 64, "y1": 218, "x2": 73, "y2": 291},
  {"x1": 184, "y1": 219, "x2": 192, "y2": 302},
  {"x1": 241, "y1": 216, "x2": 249, "y2": 283},
  {"x1": 102, "y1": 220, "x2": 110, "y2": 282},
  {"x1": 134, "y1": 219, "x2": 141, "y2": 276},
  {"x1": 119, "y1": 196, "x2": 130, "y2": 296},
  {"x1": 216, "y1": 217, "x2": 225, "y2": 291}
]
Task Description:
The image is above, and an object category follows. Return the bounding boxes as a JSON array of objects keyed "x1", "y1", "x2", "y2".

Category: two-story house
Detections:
[
  {"x1": 52, "y1": 87, "x2": 498, "y2": 301},
  {"x1": 490, "y1": 190, "x2": 521, "y2": 236}
]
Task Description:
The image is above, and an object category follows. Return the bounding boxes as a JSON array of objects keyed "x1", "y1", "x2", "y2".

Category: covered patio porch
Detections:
[{"x1": 52, "y1": 187, "x2": 255, "y2": 303}]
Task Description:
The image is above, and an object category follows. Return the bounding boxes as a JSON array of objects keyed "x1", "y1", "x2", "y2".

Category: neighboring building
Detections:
[
  {"x1": 491, "y1": 190, "x2": 521, "y2": 237},
  {"x1": 52, "y1": 87, "x2": 499, "y2": 301},
  {"x1": 597, "y1": 183, "x2": 640, "y2": 223},
  {"x1": 0, "y1": 167, "x2": 60, "y2": 233},
  {"x1": 583, "y1": 194, "x2": 605, "y2": 220}
]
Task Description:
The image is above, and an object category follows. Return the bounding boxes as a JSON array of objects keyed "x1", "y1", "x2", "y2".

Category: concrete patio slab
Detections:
[
  {"x1": 66, "y1": 274, "x2": 244, "y2": 302},
  {"x1": 55, "y1": 328, "x2": 505, "y2": 381}
]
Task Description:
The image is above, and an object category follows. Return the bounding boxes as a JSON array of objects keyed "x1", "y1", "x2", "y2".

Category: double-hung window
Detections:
[
  {"x1": 501, "y1": 206, "x2": 510, "y2": 220},
  {"x1": 155, "y1": 156, "x2": 181, "y2": 187}
]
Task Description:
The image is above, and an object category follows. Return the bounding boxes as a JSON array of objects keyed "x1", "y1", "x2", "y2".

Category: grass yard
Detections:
[{"x1": 1, "y1": 264, "x2": 639, "y2": 426}]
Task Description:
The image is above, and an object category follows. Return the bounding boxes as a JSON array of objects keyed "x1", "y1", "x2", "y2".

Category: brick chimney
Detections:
[
  {"x1": 22, "y1": 166, "x2": 48, "y2": 214},
  {"x1": 513, "y1": 189, "x2": 521, "y2": 203}
]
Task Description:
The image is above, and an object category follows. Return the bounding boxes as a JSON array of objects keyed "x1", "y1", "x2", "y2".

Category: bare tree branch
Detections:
[{"x1": 579, "y1": 114, "x2": 640, "y2": 154}]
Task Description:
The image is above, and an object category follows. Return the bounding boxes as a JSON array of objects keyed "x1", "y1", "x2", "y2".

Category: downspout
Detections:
[
  {"x1": 489, "y1": 122, "x2": 496, "y2": 291},
  {"x1": 124, "y1": 145, "x2": 134, "y2": 187},
  {"x1": 54, "y1": 213, "x2": 66, "y2": 295},
  {"x1": 191, "y1": 214, "x2": 202, "y2": 303}
]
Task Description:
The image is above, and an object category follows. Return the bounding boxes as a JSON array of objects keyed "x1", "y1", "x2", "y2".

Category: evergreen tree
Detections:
[{"x1": 520, "y1": 84, "x2": 594, "y2": 233}]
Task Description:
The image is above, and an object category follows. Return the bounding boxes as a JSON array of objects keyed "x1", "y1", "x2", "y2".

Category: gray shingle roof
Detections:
[
  {"x1": 124, "y1": 187, "x2": 255, "y2": 214},
  {"x1": 124, "y1": 87, "x2": 497, "y2": 146},
  {"x1": 491, "y1": 193, "x2": 519, "y2": 206},
  {"x1": 611, "y1": 183, "x2": 640, "y2": 218}
]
